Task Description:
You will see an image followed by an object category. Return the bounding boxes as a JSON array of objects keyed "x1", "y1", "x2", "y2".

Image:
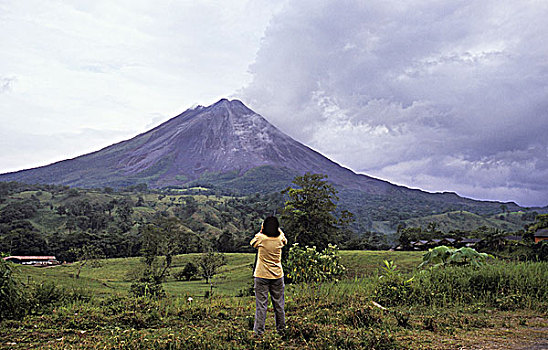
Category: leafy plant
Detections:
[
  {"x1": 0, "y1": 259, "x2": 26, "y2": 320},
  {"x1": 380, "y1": 260, "x2": 398, "y2": 277},
  {"x1": 418, "y1": 246, "x2": 493, "y2": 269},
  {"x1": 130, "y1": 277, "x2": 166, "y2": 298},
  {"x1": 285, "y1": 243, "x2": 346, "y2": 283}
]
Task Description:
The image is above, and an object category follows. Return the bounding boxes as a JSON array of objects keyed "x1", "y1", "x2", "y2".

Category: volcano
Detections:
[{"x1": 0, "y1": 99, "x2": 396, "y2": 193}]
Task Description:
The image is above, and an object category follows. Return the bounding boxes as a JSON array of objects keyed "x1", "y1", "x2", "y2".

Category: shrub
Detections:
[
  {"x1": 130, "y1": 276, "x2": 166, "y2": 298},
  {"x1": 418, "y1": 246, "x2": 493, "y2": 269},
  {"x1": 173, "y1": 262, "x2": 198, "y2": 281},
  {"x1": 237, "y1": 279, "x2": 254, "y2": 297},
  {"x1": 29, "y1": 282, "x2": 91, "y2": 314},
  {"x1": 285, "y1": 243, "x2": 346, "y2": 283},
  {"x1": 372, "y1": 259, "x2": 414, "y2": 306},
  {"x1": 372, "y1": 272, "x2": 414, "y2": 306},
  {"x1": 0, "y1": 259, "x2": 27, "y2": 320}
]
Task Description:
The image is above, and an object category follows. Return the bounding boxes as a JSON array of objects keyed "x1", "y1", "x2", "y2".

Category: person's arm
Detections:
[
  {"x1": 250, "y1": 233, "x2": 262, "y2": 248},
  {"x1": 279, "y1": 229, "x2": 288, "y2": 246}
]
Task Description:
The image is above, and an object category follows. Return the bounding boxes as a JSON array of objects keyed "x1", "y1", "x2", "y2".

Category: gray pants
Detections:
[{"x1": 254, "y1": 277, "x2": 285, "y2": 335}]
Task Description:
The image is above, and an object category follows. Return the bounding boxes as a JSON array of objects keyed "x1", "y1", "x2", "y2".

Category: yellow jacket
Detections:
[{"x1": 250, "y1": 229, "x2": 287, "y2": 279}]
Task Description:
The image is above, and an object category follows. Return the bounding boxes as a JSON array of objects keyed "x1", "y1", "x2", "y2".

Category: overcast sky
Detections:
[{"x1": 1, "y1": 1, "x2": 547, "y2": 207}]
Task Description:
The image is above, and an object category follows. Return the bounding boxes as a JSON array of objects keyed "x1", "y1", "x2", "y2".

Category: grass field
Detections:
[
  {"x1": 15, "y1": 251, "x2": 423, "y2": 298},
  {"x1": 3, "y1": 250, "x2": 547, "y2": 349}
]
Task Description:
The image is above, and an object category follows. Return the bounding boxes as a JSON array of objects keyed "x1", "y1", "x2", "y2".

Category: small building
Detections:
[
  {"x1": 435, "y1": 238, "x2": 458, "y2": 246},
  {"x1": 409, "y1": 240, "x2": 429, "y2": 250},
  {"x1": 534, "y1": 228, "x2": 548, "y2": 243},
  {"x1": 458, "y1": 238, "x2": 481, "y2": 247},
  {"x1": 3, "y1": 256, "x2": 59, "y2": 266},
  {"x1": 503, "y1": 235, "x2": 523, "y2": 242}
]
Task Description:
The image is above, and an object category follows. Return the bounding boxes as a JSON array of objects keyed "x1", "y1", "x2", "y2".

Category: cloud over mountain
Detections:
[{"x1": 242, "y1": 0, "x2": 548, "y2": 206}]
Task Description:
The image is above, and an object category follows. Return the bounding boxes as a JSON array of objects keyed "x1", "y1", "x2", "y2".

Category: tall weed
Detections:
[{"x1": 409, "y1": 261, "x2": 548, "y2": 308}]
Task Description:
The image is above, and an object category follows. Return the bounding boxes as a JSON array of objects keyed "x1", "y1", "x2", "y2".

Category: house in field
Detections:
[
  {"x1": 409, "y1": 240, "x2": 429, "y2": 250},
  {"x1": 429, "y1": 238, "x2": 459, "y2": 247},
  {"x1": 534, "y1": 228, "x2": 548, "y2": 243},
  {"x1": 458, "y1": 238, "x2": 482, "y2": 248},
  {"x1": 3, "y1": 256, "x2": 59, "y2": 266}
]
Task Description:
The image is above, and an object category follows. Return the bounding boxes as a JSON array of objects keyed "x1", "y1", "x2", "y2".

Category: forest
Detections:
[{"x1": 0, "y1": 179, "x2": 544, "y2": 262}]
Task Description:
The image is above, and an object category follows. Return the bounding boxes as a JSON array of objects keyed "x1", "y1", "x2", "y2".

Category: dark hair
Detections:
[{"x1": 262, "y1": 216, "x2": 280, "y2": 237}]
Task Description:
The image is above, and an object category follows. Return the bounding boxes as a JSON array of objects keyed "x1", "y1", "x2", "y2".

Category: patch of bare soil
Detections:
[{"x1": 446, "y1": 317, "x2": 548, "y2": 350}]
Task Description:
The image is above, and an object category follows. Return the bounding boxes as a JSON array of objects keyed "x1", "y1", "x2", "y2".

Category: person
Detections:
[{"x1": 250, "y1": 216, "x2": 287, "y2": 337}]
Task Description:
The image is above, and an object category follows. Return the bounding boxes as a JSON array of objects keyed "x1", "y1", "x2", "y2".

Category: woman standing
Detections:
[{"x1": 250, "y1": 216, "x2": 287, "y2": 336}]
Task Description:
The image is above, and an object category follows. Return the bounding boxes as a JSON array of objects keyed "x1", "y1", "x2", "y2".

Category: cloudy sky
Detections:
[{"x1": 1, "y1": 1, "x2": 547, "y2": 207}]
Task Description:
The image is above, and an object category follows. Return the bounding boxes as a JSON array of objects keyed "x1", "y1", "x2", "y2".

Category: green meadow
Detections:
[
  {"x1": 2, "y1": 250, "x2": 547, "y2": 349},
  {"x1": 14, "y1": 251, "x2": 422, "y2": 298}
]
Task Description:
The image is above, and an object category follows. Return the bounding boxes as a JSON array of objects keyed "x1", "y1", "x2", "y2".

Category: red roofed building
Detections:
[
  {"x1": 3, "y1": 256, "x2": 59, "y2": 266},
  {"x1": 534, "y1": 228, "x2": 548, "y2": 243}
]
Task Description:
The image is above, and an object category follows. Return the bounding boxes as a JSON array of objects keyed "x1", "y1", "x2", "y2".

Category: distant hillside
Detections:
[
  {"x1": 0, "y1": 183, "x2": 538, "y2": 261},
  {"x1": 403, "y1": 211, "x2": 530, "y2": 233},
  {"x1": 0, "y1": 182, "x2": 283, "y2": 260}
]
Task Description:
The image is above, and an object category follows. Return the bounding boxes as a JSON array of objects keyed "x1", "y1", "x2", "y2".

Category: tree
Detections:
[
  {"x1": 217, "y1": 230, "x2": 235, "y2": 252},
  {"x1": 0, "y1": 200, "x2": 38, "y2": 223},
  {"x1": 139, "y1": 216, "x2": 185, "y2": 283},
  {"x1": 68, "y1": 244, "x2": 105, "y2": 279},
  {"x1": 281, "y1": 173, "x2": 353, "y2": 251},
  {"x1": 500, "y1": 204, "x2": 508, "y2": 214},
  {"x1": 115, "y1": 197, "x2": 134, "y2": 232},
  {"x1": 198, "y1": 251, "x2": 226, "y2": 284},
  {"x1": 528, "y1": 214, "x2": 548, "y2": 233}
]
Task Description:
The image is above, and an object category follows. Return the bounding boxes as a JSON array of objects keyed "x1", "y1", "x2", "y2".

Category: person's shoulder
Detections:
[
  {"x1": 250, "y1": 232, "x2": 265, "y2": 247},
  {"x1": 254, "y1": 232, "x2": 267, "y2": 240}
]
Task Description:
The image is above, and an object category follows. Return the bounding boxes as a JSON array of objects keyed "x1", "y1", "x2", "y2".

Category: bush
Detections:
[
  {"x1": 130, "y1": 276, "x2": 166, "y2": 298},
  {"x1": 285, "y1": 243, "x2": 346, "y2": 283},
  {"x1": 29, "y1": 282, "x2": 91, "y2": 314},
  {"x1": 173, "y1": 262, "x2": 198, "y2": 281},
  {"x1": 418, "y1": 246, "x2": 493, "y2": 269},
  {"x1": 0, "y1": 259, "x2": 27, "y2": 320},
  {"x1": 372, "y1": 273, "x2": 414, "y2": 306},
  {"x1": 237, "y1": 279, "x2": 254, "y2": 297}
]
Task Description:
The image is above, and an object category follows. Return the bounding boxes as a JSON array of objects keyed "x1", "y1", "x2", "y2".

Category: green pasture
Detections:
[
  {"x1": 4, "y1": 250, "x2": 548, "y2": 349},
  {"x1": 14, "y1": 250, "x2": 423, "y2": 299}
]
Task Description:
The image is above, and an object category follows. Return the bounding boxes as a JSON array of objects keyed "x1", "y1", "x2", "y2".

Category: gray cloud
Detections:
[{"x1": 242, "y1": 0, "x2": 548, "y2": 206}]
